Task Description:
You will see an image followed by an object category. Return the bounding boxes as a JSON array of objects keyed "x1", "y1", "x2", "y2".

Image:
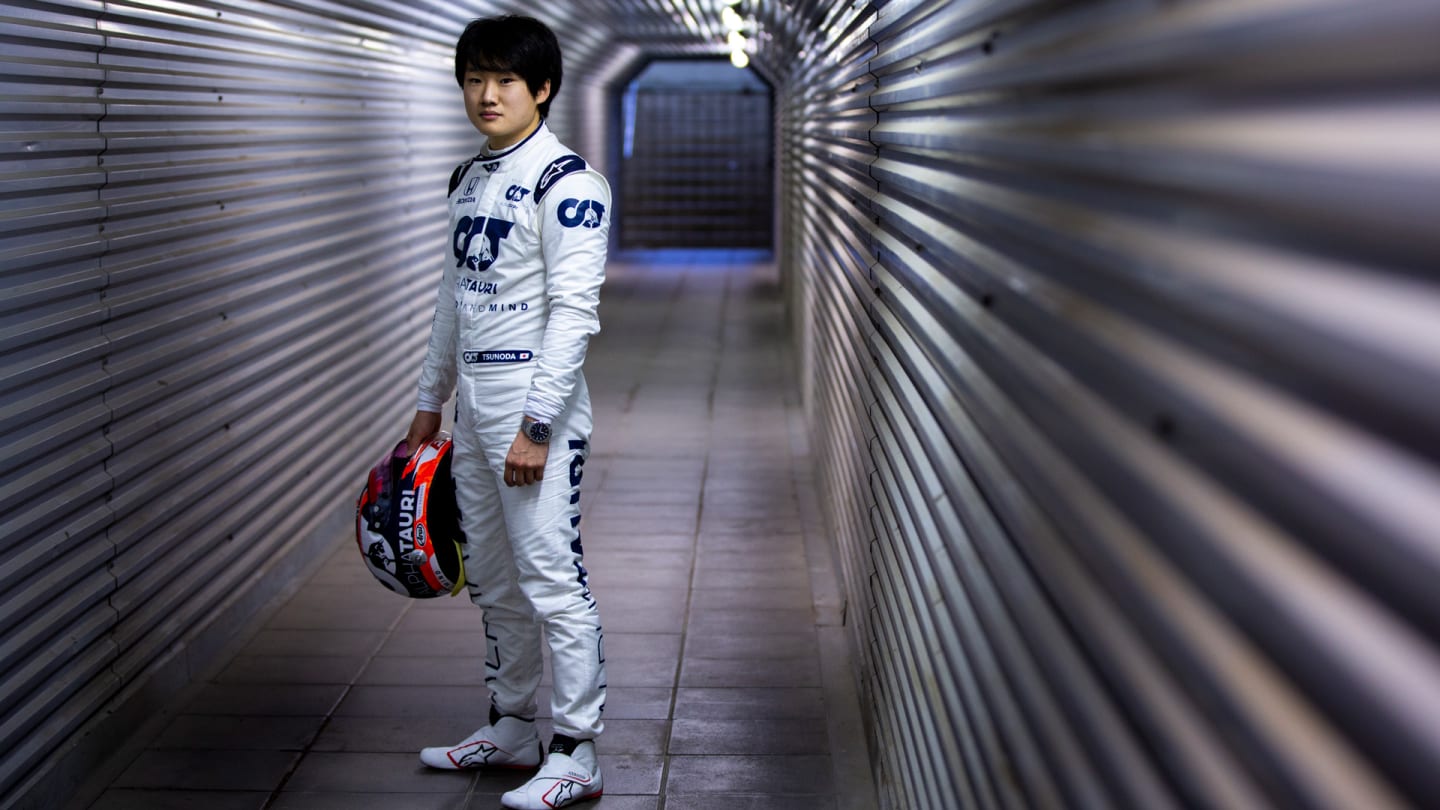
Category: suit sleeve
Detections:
[
  {"x1": 416, "y1": 189, "x2": 462, "y2": 413},
  {"x1": 526, "y1": 168, "x2": 610, "y2": 422}
]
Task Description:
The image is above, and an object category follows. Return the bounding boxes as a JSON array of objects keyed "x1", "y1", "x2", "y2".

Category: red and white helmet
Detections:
[{"x1": 355, "y1": 433, "x2": 466, "y2": 598}]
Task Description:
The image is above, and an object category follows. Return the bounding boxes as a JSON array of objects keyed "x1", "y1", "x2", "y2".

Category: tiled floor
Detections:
[{"x1": 82, "y1": 252, "x2": 876, "y2": 810}]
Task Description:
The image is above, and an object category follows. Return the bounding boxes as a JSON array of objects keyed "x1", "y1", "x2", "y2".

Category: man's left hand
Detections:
[{"x1": 504, "y1": 431, "x2": 549, "y2": 487}]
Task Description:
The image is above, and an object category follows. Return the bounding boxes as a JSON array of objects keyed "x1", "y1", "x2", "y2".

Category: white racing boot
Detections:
[
  {"x1": 419, "y1": 714, "x2": 542, "y2": 770},
  {"x1": 501, "y1": 738, "x2": 602, "y2": 809}
]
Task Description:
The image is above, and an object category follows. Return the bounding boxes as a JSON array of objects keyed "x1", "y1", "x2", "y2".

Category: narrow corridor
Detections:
[{"x1": 79, "y1": 253, "x2": 874, "y2": 810}]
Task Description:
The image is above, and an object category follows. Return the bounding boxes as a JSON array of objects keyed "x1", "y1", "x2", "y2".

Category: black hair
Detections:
[{"x1": 454, "y1": 15, "x2": 563, "y2": 119}]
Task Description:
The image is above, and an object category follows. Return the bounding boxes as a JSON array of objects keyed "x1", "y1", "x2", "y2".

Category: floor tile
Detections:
[
  {"x1": 112, "y1": 750, "x2": 299, "y2": 791},
  {"x1": 334, "y1": 685, "x2": 490, "y2": 718},
  {"x1": 591, "y1": 587, "x2": 688, "y2": 611},
  {"x1": 308, "y1": 563, "x2": 380, "y2": 587},
  {"x1": 679, "y1": 656, "x2": 820, "y2": 688},
  {"x1": 152, "y1": 714, "x2": 325, "y2": 750},
  {"x1": 582, "y1": 516, "x2": 697, "y2": 536},
  {"x1": 674, "y1": 688, "x2": 826, "y2": 720},
  {"x1": 377, "y1": 630, "x2": 489, "y2": 658},
  {"x1": 664, "y1": 755, "x2": 834, "y2": 795},
  {"x1": 605, "y1": 633, "x2": 682, "y2": 658},
  {"x1": 686, "y1": 608, "x2": 817, "y2": 635},
  {"x1": 393, "y1": 606, "x2": 485, "y2": 634},
  {"x1": 591, "y1": 488, "x2": 701, "y2": 506},
  {"x1": 588, "y1": 719, "x2": 669, "y2": 756},
  {"x1": 357, "y1": 655, "x2": 486, "y2": 686},
  {"x1": 702, "y1": 490, "x2": 799, "y2": 509},
  {"x1": 467, "y1": 768, "x2": 544, "y2": 794},
  {"x1": 283, "y1": 752, "x2": 473, "y2": 793},
  {"x1": 593, "y1": 603, "x2": 687, "y2": 634},
  {"x1": 663, "y1": 796, "x2": 837, "y2": 810},
  {"x1": 183, "y1": 684, "x2": 348, "y2": 717},
  {"x1": 682, "y1": 632, "x2": 817, "y2": 660},
  {"x1": 310, "y1": 716, "x2": 479, "y2": 754},
  {"x1": 240, "y1": 629, "x2": 385, "y2": 658},
  {"x1": 601, "y1": 656, "x2": 680, "y2": 687},
  {"x1": 215, "y1": 655, "x2": 368, "y2": 685},
  {"x1": 266, "y1": 595, "x2": 409, "y2": 631},
  {"x1": 271, "y1": 793, "x2": 466, "y2": 810},
  {"x1": 586, "y1": 503, "x2": 697, "y2": 522},
  {"x1": 600, "y1": 687, "x2": 675, "y2": 720},
  {"x1": 586, "y1": 565, "x2": 691, "y2": 591},
  {"x1": 89, "y1": 789, "x2": 269, "y2": 810},
  {"x1": 592, "y1": 754, "x2": 665, "y2": 795},
  {"x1": 689, "y1": 587, "x2": 813, "y2": 611},
  {"x1": 695, "y1": 548, "x2": 806, "y2": 571},
  {"x1": 669, "y1": 717, "x2": 830, "y2": 755},
  {"x1": 583, "y1": 532, "x2": 696, "y2": 552},
  {"x1": 699, "y1": 516, "x2": 804, "y2": 535},
  {"x1": 584, "y1": 549, "x2": 693, "y2": 571},
  {"x1": 695, "y1": 533, "x2": 806, "y2": 552},
  {"x1": 691, "y1": 567, "x2": 810, "y2": 591}
]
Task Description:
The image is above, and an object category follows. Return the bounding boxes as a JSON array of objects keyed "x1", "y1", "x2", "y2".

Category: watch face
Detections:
[{"x1": 527, "y1": 421, "x2": 551, "y2": 443}]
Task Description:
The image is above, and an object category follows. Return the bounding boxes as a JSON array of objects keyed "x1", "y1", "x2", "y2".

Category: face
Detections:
[{"x1": 463, "y1": 67, "x2": 550, "y2": 150}]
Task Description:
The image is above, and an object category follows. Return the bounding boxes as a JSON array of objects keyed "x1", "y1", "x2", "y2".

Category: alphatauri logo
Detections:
[{"x1": 453, "y1": 215, "x2": 516, "y2": 271}]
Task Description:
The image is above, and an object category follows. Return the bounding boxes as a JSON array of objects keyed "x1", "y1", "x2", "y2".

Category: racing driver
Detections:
[{"x1": 407, "y1": 14, "x2": 608, "y2": 810}]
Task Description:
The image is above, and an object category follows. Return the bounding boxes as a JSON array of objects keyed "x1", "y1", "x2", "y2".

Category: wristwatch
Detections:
[{"x1": 522, "y1": 416, "x2": 551, "y2": 444}]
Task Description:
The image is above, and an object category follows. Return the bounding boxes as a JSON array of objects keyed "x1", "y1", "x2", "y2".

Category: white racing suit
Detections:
[{"x1": 416, "y1": 122, "x2": 608, "y2": 740}]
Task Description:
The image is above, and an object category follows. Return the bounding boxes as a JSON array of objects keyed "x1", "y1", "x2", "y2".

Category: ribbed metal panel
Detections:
[
  {"x1": 773, "y1": 0, "x2": 1440, "y2": 807},
  {"x1": 0, "y1": 1, "x2": 117, "y2": 800}
]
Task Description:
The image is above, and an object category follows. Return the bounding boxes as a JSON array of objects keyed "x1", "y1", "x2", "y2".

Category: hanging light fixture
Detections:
[{"x1": 720, "y1": 0, "x2": 754, "y2": 70}]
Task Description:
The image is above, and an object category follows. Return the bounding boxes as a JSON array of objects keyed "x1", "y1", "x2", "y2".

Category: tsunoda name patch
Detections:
[{"x1": 463, "y1": 349, "x2": 534, "y2": 364}]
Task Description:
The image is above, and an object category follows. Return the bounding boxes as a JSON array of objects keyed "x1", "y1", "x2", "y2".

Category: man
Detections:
[{"x1": 408, "y1": 15, "x2": 608, "y2": 810}]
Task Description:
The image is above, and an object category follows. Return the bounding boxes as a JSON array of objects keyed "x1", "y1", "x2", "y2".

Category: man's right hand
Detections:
[{"x1": 405, "y1": 410, "x2": 443, "y2": 457}]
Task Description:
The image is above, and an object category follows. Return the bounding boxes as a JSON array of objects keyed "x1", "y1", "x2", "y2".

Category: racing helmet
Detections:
[{"x1": 355, "y1": 433, "x2": 466, "y2": 598}]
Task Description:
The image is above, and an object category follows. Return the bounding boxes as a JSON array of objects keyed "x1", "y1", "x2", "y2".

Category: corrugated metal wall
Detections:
[
  {"x1": 8, "y1": 0, "x2": 1440, "y2": 807},
  {"x1": 769, "y1": 0, "x2": 1440, "y2": 807},
  {"x1": 0, "y1": 1, "x2": 613, "y2": 804}
]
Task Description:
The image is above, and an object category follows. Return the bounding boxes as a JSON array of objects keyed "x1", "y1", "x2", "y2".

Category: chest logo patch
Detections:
[{"x1": 453, "y1": 215, "x2": 516, "y2": 272}]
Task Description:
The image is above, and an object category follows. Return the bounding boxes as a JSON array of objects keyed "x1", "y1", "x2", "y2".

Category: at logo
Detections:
[
  {"x1": 453, "y1": 215, "x2": 516, "y2": 271},
  {"x1": 558, "y1": 198, "x2": 605, "y2": 229},
  {"x1": 458, "y1": 741, "x2": 501, "y2": 768},
  {"x1": 540, "y1": 158, "x2": 576, "y2": 190},
  {"x1": 482, "y1": 161, "x2": 501, "y2": 173},
  {"x1": 506, "y1": 185, "x2": 531, "y2": 202}
]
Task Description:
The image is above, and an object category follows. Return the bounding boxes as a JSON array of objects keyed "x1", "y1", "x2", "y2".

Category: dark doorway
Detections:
[{"x1": 619, "y1": 60, "x2": 773, "y2": 250}]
